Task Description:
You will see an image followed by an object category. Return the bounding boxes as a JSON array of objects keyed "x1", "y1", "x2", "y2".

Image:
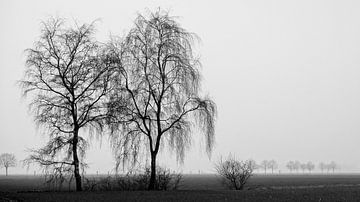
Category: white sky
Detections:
[{"x1": 1, "y1": 0, "x2": 360, "y2": 174}]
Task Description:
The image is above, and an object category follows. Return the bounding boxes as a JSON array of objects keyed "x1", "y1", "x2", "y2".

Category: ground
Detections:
[{"x1": 1, "y1": 174, "x2": 360, "y2": 201}]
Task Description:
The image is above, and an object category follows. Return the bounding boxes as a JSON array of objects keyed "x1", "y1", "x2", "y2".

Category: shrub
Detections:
[
  {"x1": 143, "y1": 166, "x2": 183, "y2": 190},
  {"x1": 119, "y1": 166, "x2": 183, "y2": 190},
  {"x1": 83, "y1": 178, "x2": 98, "y2": 191},
  {"x1": 83, "y1": 166, "x2": 183, "y2": 191},
  {"x1": 215, "y1": 155, "x2": 254, "y2": 190}
]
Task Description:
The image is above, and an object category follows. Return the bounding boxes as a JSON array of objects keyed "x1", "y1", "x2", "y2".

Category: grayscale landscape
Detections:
[{"x1": 1, "y1": 0, "x2": 360, "y2": 201}]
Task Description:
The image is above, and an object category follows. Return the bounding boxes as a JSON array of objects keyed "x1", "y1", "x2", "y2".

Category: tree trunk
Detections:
[
  {"x1": 73, "y1": 128, "x2": 82, "y2": 191},
  {"x1": 5, "y1": 167, "x2": 8, "y2": 176},
  {"x1": 148, "y1": 152, "x2": 157, "y2": 190}
]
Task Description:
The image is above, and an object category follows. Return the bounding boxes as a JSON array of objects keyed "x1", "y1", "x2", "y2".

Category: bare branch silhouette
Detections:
[
  {"x1": 0, "y1": 153, "x2": 16, "y2": 176},
  {"x1": 106, "y1": 9, "x2": 217, "y2": 190},
  {"x1": 215, "y1": 155, "x2": 254, "y2": 190},
  {"x1": 19, "y1": 17, "x2": 114, "y2": 191}
]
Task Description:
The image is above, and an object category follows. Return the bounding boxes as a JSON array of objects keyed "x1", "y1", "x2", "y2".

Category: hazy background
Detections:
[{"x1": 1, "y1": 0, "x2": 360, "y2": 174}]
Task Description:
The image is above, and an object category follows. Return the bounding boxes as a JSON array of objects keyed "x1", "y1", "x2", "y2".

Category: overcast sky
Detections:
[{"x1": 1, "y1": 0, "x2": 360, "y2": 174}]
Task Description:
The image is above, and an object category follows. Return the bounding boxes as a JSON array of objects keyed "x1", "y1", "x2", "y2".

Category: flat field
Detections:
[{"x1": 1, "y1": 174, "x2": 360, "y2": 201}]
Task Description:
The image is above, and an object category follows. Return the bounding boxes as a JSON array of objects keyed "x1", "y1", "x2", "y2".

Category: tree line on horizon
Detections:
[
  {"x1": 215, "y1": 156, "x2": 341, "y2": 190},
  {"x1": 253, "y1": 160, "x2": 339, "y2": 174},
  {"x1": 0, "y1": 151, "x2": 342, "y2": 177},
  {"x1": 216, "y1": 159, "x2": 340, "y2": 175}
]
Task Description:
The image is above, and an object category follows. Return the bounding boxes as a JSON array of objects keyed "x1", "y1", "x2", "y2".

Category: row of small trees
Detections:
[
  {"x1": 235, "y1": 160, "x2": 339, "y2": 174},
  {"x1": 259, "y1": 160, "x2": 278, "y2": 174},
  {"x1": 286, "y1": 161, "x2": 315, "y2": 173},
  {"x1": 318, "y1": 162, "x2": 338, "y2": 173},
  {"x1": 286, "y1": 161, "x2": 338, "y2": 173}
]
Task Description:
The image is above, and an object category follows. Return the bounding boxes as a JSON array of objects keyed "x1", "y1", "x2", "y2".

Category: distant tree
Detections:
[
  {"x1": 247, "y1": 159, "x2": 258, "y2": 171},
  {"x1": 215, "y1": 155, "x2": 254, "y2": 190},
  {"x1": 306, "y1": 161, "x2": 315, "y2": 173},
  {"x1": 300, "y1": 163, "x2": 307, "y2": 173},
  {"x1": 106, "y1": 10, "x2": 217, "y2": 190},
  {"x1": 326, "y1": 163, "x2": 331, "y2": 173},
  {"x1": 319, "y1": 162, "x2": 326, "y2": 173},
  {"x1": 294, "y1": 161, "x2": 301, "y2": 173},
  {"x1": 329, "y1": 161, "x2": 338, "y2": 173},
  {"x1": 260, "y1": 160, "x2": 269, "y2": 174},
  {"x1": 0, "y1": 153, "x2": 16, "y2": 176},
  {"x1": 268, "y1": 160, "x2": 278, "y2": 174},
  {"x1": 286, "y1": 161, "x2": 295, "y2": 173},
  {"x1": 20, "y1": 17, "x2": 114, "y2": 191}
]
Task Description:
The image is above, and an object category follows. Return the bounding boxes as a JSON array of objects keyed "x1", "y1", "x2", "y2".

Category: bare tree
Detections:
[
  {"x1": 294, "y1": 161, "x2": 301, "y2": 173},
  {"x1": 0, "y1": 153, "x2": 16, "y2": 176},
  {"x1": 20, "y1": 17, "x2": 113, "y2": 191},
  {"x1": 326, "y1": 163, "x2": 331, "y2": 173},
  {"x1": 329, "y1": 161, "x2": 338, "y2": 173},
  {"x1": 268, "y1": 160, "x2": 278, "y2": 174},
  {"x1": 306, "y1": 161, "x2": 315, "y2": 173},
  {"x1": 300, "y1": 163, "x2": 307, "y2": 173},
  {"x1": 247, "y1": 159, "x2": 258, "y2": 172},
  {"x1": 319, "y1": 162, "x2": 326, "y2": 173},
  {"x1": 260, "y1": 160, "x2": 269, "y2": 174},
  {"x1": 106, "y1": 10, "x2": 216, "y2": 190},
  {"x1": 215, "y1": 155, "x2": 254, "y2": 190},
  {"x1": 286, "y1": 161, "x2": 295, "y2": 173}
]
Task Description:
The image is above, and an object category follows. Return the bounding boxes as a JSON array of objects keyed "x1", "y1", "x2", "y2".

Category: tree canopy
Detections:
[
  {"x1": 20, "y1": 18, "x2": 114, "y2": 191},
  {"x1": 0, "y1": 153, "x2": 16, "y2": 176},
  {"x1": 106, "y1": 10, "x2": 217, "y2": 189}
]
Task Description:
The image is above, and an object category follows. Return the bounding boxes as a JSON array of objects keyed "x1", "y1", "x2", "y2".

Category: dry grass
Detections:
[{"x1": 1, "y1": 174, "x2": 360, "y2": 201}]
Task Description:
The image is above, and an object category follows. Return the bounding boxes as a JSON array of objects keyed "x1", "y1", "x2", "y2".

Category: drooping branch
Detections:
[{"x1": 107, "y1": 10, "x2": 217, "y2": 172}]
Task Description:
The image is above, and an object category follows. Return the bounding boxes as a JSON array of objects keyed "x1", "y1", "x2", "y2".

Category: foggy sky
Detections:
[{"x1": 1, "y1": 0, "x2": 360, "y2": 174}]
